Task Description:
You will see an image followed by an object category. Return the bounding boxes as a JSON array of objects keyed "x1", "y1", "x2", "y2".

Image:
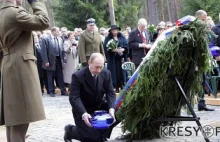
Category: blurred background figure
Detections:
[
  {"x1": 99, "y1": 27, "x2": 106, "y2": 42},
  {"x1": 165, "y1": 21, "x2": 173, "y2": 29},
  {"x1": 104, "y1": 25, "x2": 128, "y2": 92},
  {"x1": 41, "y1": 27, "x2": 67, "y2": 97},
  {"x1": 128, "y1": 18, "x2": 153, "y2": 68},
  {"x1": 61, "y1": 27, "x2": 68, "y2": 42},
  {"x1": 78, "y1": 18, "x2": 105, "y2": 67},
  {"x1": 63, "y1": 32, "x2": 79, "y2": 88},
  {"x1": 33, "y1": 31, "x2": 48, "y2": 95}
]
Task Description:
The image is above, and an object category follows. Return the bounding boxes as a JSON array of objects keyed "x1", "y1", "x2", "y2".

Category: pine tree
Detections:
[{"x1": 53, "y1": 0, "x2": 109, "y2": 30}]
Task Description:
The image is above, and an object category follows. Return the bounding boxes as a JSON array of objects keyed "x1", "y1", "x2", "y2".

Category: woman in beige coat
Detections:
[{"x1": 63, "y1": 32, "x2": 79, "y2": 85}]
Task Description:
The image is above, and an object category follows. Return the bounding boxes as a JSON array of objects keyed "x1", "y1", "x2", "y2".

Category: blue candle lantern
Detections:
[{"x1": 90, "y1": 110, "x2": 114, "y2": 129}]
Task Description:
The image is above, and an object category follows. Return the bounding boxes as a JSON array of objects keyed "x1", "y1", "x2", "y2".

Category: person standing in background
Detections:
[
  {"x1": 63, "y1": 32, "x2": 79, "y2": 87},
  {"x1": 78, "y1": 18, "x2": 105, "y2": 67},
  {"x1": 128, "y1": 18, "x2": 153, "y2": 69},
  {"x1": 104, "y1": 25, "x2": 128, "y2": 92},
  {"x1": 41, "y1": 27, "x2": 68, "y2": 97}
]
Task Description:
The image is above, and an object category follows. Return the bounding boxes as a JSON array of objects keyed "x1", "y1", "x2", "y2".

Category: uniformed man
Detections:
[
  {"x1": 0, "y1": 0, "x2": 50, "y2": 142},
  {"x1": 78, "y1": 18, "x2": 106, "y2": 67}
]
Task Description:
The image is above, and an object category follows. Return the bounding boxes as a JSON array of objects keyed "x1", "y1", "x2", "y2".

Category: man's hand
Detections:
[
  {"x1": 112, "y1": 49, "x2": 118, "y2": 52},
  {"x1": 145, "y1": 44, "x2": 152, "y2": 49},
  {"x1": 27, "y1": 0, "x2": 37, "y2": 5},
  {"x1": 45, "y1": 63, "x2": 49, "y2": 67},
  {"x1": 82, "y1": 113, "x2": 92, "y2": 127},
  {"x1": 109, "y1": 109, "x2": 116, "y2": 123},
  {"x1": 216, "y1": 56, "x2": 220, "y2": 61}
]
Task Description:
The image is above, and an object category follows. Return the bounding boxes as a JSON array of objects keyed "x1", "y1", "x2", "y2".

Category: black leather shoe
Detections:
[
  {"x1": 61, "y1": 94, "x2": 69, "y2": 96},
  {"x1": 115, "y1": 134, "x2": 132, "y2": 140},
  {"x1": 64, "y1": 125, "x2": 72, "y2": 142},
  {"x1": 50, "y1": 94, "x2": 56, "y2": 97},
  {"x1": 102, "y1": 138, "x2": 108, "y2": 141},
  {"x1": 198, "y1": 100, "x2": 215, "y2": 111}
]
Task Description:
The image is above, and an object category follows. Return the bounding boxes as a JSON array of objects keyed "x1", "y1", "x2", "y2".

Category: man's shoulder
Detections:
[
  {"x1": 73, "y1": 67, "x2": 87, "y2": 78},
  {"x1": 130, "y1": 29, "x2": 138, "y2": 34},
  {"x1": 100, "y1": 68, "x2": 110, "y2": 77}
]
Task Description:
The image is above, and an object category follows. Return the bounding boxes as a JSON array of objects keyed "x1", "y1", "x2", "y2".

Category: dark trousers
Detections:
[
  {"x1": 46, "y1": 57, "x2": 66, "y2": 95},
  {"x1": 66, "y1": 102, "x2": 120, "y2": 142},
  {"x1": 135, "y1": 64, "x2": 139, "y2": 69},
  {"x1": 39, "y1": 70, "x2": 48, "y2": 93}
]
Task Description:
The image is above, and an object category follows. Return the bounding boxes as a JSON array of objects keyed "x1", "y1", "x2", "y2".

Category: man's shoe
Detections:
[
  {"x1": 102, "y1": 138, "x2": 108, "y2": 141},
  {"x1": 115, "y1": 134, "x2": 132, "y2": 140},
  {"x1": 198, "y1": 100, "x2": 215, "y2": 111},
  {"x1": 64, "y1": 125, "x2": 72, "y2": 142},
  {"x1": 198, "y1": 105, "x2": 215, "y2": 111},
  {"x1": 61, "y1": 94, "x2": 69, "y2": 96},
  {"x1": 50, "y1": 94, "x2": 56, "y2": 97}
]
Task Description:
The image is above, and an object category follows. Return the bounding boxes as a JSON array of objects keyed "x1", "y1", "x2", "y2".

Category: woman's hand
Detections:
[{"x1": 112, "y1": 49, "x2": 118, "y2": 52}]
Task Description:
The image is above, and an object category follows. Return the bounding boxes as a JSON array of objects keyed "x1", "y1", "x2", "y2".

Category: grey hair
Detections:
[
  {"x1": 195, "y1": 10, "x2": 207, "y2": 18},
  {"x1": 51, "y1": 26, "x2": 59, "y2": 32},
  {"x1": 61, "y1": 27, "x2": 68, "y2": 32},
  {"x1": 138, "y1": 18, "x2": 148, "y2": 26},
  {"x1": 89, "y1": 53, "x2": 105, "y2": 62}
]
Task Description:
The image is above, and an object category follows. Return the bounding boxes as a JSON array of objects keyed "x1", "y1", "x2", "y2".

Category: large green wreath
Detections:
[{"x1": 117, "y1": 19, "x2": 212, "y2": 139}]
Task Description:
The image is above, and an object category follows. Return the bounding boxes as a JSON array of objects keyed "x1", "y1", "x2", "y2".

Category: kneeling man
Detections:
[{"x1": 64, "y1": 53, "x2": 116, "y2": 142}]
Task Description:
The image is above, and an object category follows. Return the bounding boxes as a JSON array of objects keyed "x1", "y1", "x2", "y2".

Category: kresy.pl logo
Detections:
[{"x1": 160, "y1": 125, "x2": 220, "y2": 138}]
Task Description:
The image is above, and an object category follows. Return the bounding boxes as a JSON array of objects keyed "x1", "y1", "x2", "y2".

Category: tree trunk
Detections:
[
  {"x1": 46, "y1": 0, "x2": 55, "y2": 28},
  {"x1": 170, "y1": 0, "x2": 176, "y2": 22},
  {"x1": 174, "y1": 0, "x2": 180, "y2": 19},
  {"x1": 166, "y1": 0, "x2": 171, "y2": 21},
  {"x1": 147, "y1": 0, "x2": 158, "y2": 25},
  {"x1": 108, "y1": 0, "x2": 116, "y2": 25},
  {"x1": 158, "y1": 0, "x2": 164, "y2": 21}
]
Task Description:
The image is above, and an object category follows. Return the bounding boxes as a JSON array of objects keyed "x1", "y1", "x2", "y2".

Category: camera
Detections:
[
  {"x1": 72, "y1": 43, "x2": 77, "y2": 46},
  {"x1": 71, "y1": 40, "x2": 77, "y2": 46}
]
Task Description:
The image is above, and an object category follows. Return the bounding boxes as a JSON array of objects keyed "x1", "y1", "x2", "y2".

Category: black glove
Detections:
[
  {"x1": 27, "y1": 0, "x2": 38, "y2": 5},
  {"x1": 82, "y1": 62, "x2": 88, "y2": 67}
]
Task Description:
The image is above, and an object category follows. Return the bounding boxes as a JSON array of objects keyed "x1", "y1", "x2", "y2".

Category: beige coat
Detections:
[
  {"x1": 78, "y1": 29, "x2": 105, "y2": 63},
  {"x1": 63, "y1": 40, "x2": 79, "y2": 84},
  {"x1": 0, "y1": 1, "x2": 50, "y2": 126}
]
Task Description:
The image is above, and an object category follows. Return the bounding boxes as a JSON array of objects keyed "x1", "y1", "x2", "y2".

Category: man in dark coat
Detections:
[
  {"x1": 64, "y1": 53, "x2": 116, "y2": 142},
  {"x1": 128, "y1": 18, "x2": 153, "y2": 69},
  {"x1": 41, "y1": 27, "x2": 67, "y2": 97},
  {"x1": 33, "y1": 31, "x2": 48, "y2": 94}
]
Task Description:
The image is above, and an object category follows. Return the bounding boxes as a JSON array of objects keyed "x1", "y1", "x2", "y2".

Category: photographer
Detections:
[{"x1": 63, "y1": 32, "x2": 79, "y2": 87}]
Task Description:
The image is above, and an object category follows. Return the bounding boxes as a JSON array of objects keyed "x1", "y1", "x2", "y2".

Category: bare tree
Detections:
[
  {"x1": 147, "y1": 0, "x2": 159, "y2": 25},
  {"x1": 166, "y1": 0, "x2": 171, "y2": 21}
]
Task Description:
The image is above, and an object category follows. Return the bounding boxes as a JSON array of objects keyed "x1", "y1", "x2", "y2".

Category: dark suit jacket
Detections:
[
  {"x1": 41, "y1": 35, "x2": 64, "y2": 71},
  {"x1": 69, "y1": 66, "x2": 116, "y2": 116},
  {"x1": 128, "y1": 29, "x2": 153, "y2": 65},
  {"x1": 35, "y1": 43, "x2": 45, "y2": 78}
]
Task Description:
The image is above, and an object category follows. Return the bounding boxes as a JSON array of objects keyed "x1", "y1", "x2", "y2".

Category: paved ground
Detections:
[{"x1": 0, "y1": 94, "x2": 220, "y2": 142}]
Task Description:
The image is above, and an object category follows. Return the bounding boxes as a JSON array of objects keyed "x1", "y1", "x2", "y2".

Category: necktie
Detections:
[
  {"x1": 141, "y1": 32, "x2": 146, "y2": 44},
  {"x1": 54, "y1": 37, "x2": 60, "y2": 56},
  {"x1": 93, "y1": 75, "x2": 97, "y2": 88}
]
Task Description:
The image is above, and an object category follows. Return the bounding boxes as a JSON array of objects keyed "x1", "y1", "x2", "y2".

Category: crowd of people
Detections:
[
  {"x1": 0, "y1": 0, "x2": 219, "y2": 142},
  {"x1": 34, "y1": 17, "x2": 177, "y2": 96}
]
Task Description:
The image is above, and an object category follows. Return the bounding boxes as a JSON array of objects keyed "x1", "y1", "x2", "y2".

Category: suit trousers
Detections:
[
  {"x1": 66, "y1": 102, "x2": 120, "y2": 142},
  {"x1": 6, "y1": 123, "x2": 29, "y2": 142},
  {"x1": 135, "y1": 64, "x2": 139, "y2": 69},
  {"x1": 46, "y1": 57, "x2": 66, "y2": 95}
]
